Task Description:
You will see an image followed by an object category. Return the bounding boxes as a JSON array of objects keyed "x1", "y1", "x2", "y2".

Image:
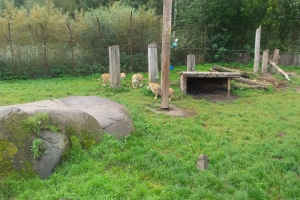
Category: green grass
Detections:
[{"x1": 1, "y1": 63, "x2": 300, "y2": 199}]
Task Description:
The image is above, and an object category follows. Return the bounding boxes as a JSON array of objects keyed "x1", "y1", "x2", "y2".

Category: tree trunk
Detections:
[
  {"x1": 232, "y1": 77, "x2": 268, "y2": 88},
  {"x1": 211, "y1": 65, "x2": 252, "y2": 78},
  {"x1": 269, "y1": 60, "x2": 290, "y2": 81}
]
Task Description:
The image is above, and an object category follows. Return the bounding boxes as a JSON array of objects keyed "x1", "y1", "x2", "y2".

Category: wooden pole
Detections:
[
  {"x1": 271, "y1": 49, "x2": 280, "y2": 73},
  {"x1": 262, "y1": 49, "x2": 269, "y2": 74},
  {"x1": 148, "y1": 42, "x2": 159, "y2": 83},
  {"x1": 187, "y1": 54, "x2": 195, "y2": 72},
  {"x1": 109, "y1": 45, "x2": 121, "y2": 88},
  {"x1": 253, "y1": 26, "x2": 261, "y2": 74},
  {"x1": 161, "y1": 0, "x2": 172, "y2": 109}
]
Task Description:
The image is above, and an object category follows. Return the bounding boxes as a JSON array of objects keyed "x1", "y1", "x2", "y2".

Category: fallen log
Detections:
[
  {"x1": 232, "y1": 77, "x2": 268, "y2": 88},
  {"x1": 231, "y1": 83, "x2": 267, "y2": 90},
  {"x1": 212, "y1": 65, "x2": 252, "y2": 78},
  {"x1": 269, "y1": 60, "x2": 290, "y2": 81}
]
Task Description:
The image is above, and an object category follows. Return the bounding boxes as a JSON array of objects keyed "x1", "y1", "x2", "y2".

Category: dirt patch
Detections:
[
  {"x1": 147, "y1": 103, "x2": 196, "y2": 117},
  {"x1": 193, "y1": 91, "x2": 238, "y2": 103},
  {"x1": 255, "y1": 73, "x2": 288, "y2": 88}
]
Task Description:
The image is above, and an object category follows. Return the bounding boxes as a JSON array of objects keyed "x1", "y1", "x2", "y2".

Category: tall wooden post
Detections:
[
  {"x1": 148, "y1": 42, "x2": 159, "y2": 83},
  {"x1": 187, "y1": 54, "x2": 195, "y2": 72},
  {"x1": 161, "y1": 0, "x2": 172, "y2": 109},
  {"x1": 253, "y1": 26, "x2": 261, "y2": 74},
  {"x1": 262, "y1": 49, "x2": 269, "y2": 74},
  {"x1": 109, "y1": 45, "x2": 121, "y2": 88},
  {"x1": 271, "y1": 48, "x2": 280, "y2": 73}
]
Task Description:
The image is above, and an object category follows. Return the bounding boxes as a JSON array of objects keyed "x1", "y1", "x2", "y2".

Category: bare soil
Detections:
[{"x1": 147, "y1": 103, "x2": 196, "y2": 117}]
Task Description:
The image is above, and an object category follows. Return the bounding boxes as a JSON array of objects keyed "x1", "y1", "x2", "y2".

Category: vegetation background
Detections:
[{"x1": 0, "y1": 0, "x2": 299, "y2": 80}]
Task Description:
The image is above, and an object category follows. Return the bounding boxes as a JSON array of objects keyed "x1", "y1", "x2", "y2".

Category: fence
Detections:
[{"x1": 0, "y1": 22, "x2": 299, "y2": 80}]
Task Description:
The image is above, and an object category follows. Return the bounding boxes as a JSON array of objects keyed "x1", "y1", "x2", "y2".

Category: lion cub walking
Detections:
[
  {"x1": 100, "y1": 72, "x2": 126, "y2": 86},
  {"x1": 131, "y1": 73, "x2": 144, "y2": 88},
  {"x1": 146, "y1": 82, "x2": 176, "y2": 101}
]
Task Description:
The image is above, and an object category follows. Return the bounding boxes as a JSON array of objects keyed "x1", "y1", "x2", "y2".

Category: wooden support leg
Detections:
[{"x1": 227, "y1": 78, "x2": 231, "y2": 98}]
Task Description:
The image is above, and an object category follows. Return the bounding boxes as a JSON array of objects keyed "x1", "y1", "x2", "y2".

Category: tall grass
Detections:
[{"x1": 1, "y1": 64, "x2": 300, "y2": 199}]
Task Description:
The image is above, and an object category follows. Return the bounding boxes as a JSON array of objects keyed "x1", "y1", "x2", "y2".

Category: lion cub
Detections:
[
  {"x1": 146, "y1": 82, "x2": 176, "y2": 101},
  {"x1": 100, "y1": 72, "x2": 126, "y2": 86},
  {"x1": 131, "y1": 73, "x2": 144, "y2": 88}
]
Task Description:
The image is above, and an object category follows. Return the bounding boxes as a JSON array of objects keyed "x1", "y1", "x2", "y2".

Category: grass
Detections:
[{"x1": 1, "y1": 63, "x2": 300, "y2": 199}]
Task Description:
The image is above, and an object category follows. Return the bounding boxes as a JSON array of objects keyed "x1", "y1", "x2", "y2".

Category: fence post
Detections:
[
  {"x1": 8, "y1": 23, "x2": 15, "y2": 74},
  {"x1": 187, "y1": 54, "x2": 195, "y2": 72},
  {"x1": 148, "y1": 42, "x2": 159, "y2": 83},
  {"x1": 253, "y1": 26, "x2": 261, "y2": 74},
  {"x1": 161, "y1": 0, "x2": 172, "y2": 109},
  {"x1": 40, "y1": 23, "x2": 49, "y2": 75},
  {"x1": 262, "y1": 49, "x2": 269, "y2": 74},
  {"x1": 67, "y1": 23, "x2": 75, "y2": 75},
  {"x1": 109, "y1": 45, "x2": 121, "y2": 88}
]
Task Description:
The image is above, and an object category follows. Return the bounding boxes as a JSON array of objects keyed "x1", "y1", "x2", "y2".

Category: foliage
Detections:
[
  {"x1": 31, "y1": 138, "x2": 45, "y2": 158},
  {"x1": 23, "y1": 112, "x2": 50, "y2": 134}
]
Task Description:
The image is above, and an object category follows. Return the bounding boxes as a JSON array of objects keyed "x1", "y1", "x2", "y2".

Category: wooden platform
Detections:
[{"x1": 180, "y1": 72, "x2": 241, "y2": 97}]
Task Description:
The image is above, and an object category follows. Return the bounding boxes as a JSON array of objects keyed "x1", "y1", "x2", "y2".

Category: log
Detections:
[
  {"x1": 232, "y1": 77, "x2": 268, "y2": 88},
  {"x1": 231, "y1": 83, "x2": 267, "y2": 90},
  {"x1": 212, "y1": 65, "x2": 252, "y2": 78},
  {"x1": 269, "y1": 60, "x2": 290, "y2": 81}
]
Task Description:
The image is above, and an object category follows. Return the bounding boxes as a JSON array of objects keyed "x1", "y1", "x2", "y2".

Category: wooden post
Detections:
[
  {"x1": 148, "y1": 42, "x2": 159, "y2": 83},
  {"x1": 161, "y1": 0, "x2": 172, "y2": 109},
  {"x1": 187, "y1": 54, "x2": 195, "y2": 72},
  {"x1": 262, "y1": 49, "x2": 269, "y2": 74},
  {"x1": 109, "y1": 45, "x2": 121, "y2": 88},
  {"x1": 253, "y1": 26, "x2": 261, "y2": 74},
  {"x1": 271, "y1": 49, "x2": 280, "y2": 73}
]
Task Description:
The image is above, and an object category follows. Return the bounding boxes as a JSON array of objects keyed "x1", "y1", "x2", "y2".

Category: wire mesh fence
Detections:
[{"x1": 0, "y1": 22, "x2": 299, "y2": 80}]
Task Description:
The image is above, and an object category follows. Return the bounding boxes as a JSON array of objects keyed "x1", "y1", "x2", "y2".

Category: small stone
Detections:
[{"x1": 196, "y1": 155, "x2": 209, "y2": 170}]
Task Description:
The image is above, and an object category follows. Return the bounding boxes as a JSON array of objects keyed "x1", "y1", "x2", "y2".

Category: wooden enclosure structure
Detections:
[{"x1": 180, "y1": 72, "x2": 241, "y2": 97}]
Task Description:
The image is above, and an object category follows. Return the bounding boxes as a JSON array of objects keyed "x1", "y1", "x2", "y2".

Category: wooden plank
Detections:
[{"x1": 182, "y1": 72, "x2": 240, "y2": 78}]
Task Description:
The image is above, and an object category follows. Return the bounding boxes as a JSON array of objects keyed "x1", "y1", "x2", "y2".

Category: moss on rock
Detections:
[{"x1": 0, "y1": 140, "x2": 18, "y2": 177}]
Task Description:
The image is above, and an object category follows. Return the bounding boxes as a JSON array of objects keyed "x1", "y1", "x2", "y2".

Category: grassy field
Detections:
[{"x1": 1, "y1": 63, "x2": 300, "y2": 200}]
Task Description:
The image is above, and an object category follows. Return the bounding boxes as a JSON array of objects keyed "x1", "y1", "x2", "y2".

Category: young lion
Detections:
[
  {"x1": 100, "y1": 72, "x2": 126, "y2": 86},
  {"x1": 146, "y1": 82, "x2": 176, "y2": 101},
  {"x1": 131, "y1": 73, "x2": 144, "y2": 88}
]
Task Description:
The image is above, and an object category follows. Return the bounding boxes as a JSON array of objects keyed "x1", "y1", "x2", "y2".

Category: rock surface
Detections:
[{"x1": 0, "y1": 96, "x2": 135, "y2": 179}]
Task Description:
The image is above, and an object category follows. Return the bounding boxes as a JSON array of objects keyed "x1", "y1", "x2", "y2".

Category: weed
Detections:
[{"x1": 31, "y1": 138, "x2": 45, "y2": 159}]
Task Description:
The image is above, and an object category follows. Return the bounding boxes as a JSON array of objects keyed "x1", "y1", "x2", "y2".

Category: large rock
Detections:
[
  {"x1": 0, "y1": 96, "x2": 135, "y2": 179},
  {"x1": 60, "y1": 96, "x2": 135, "y2": 137}
]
